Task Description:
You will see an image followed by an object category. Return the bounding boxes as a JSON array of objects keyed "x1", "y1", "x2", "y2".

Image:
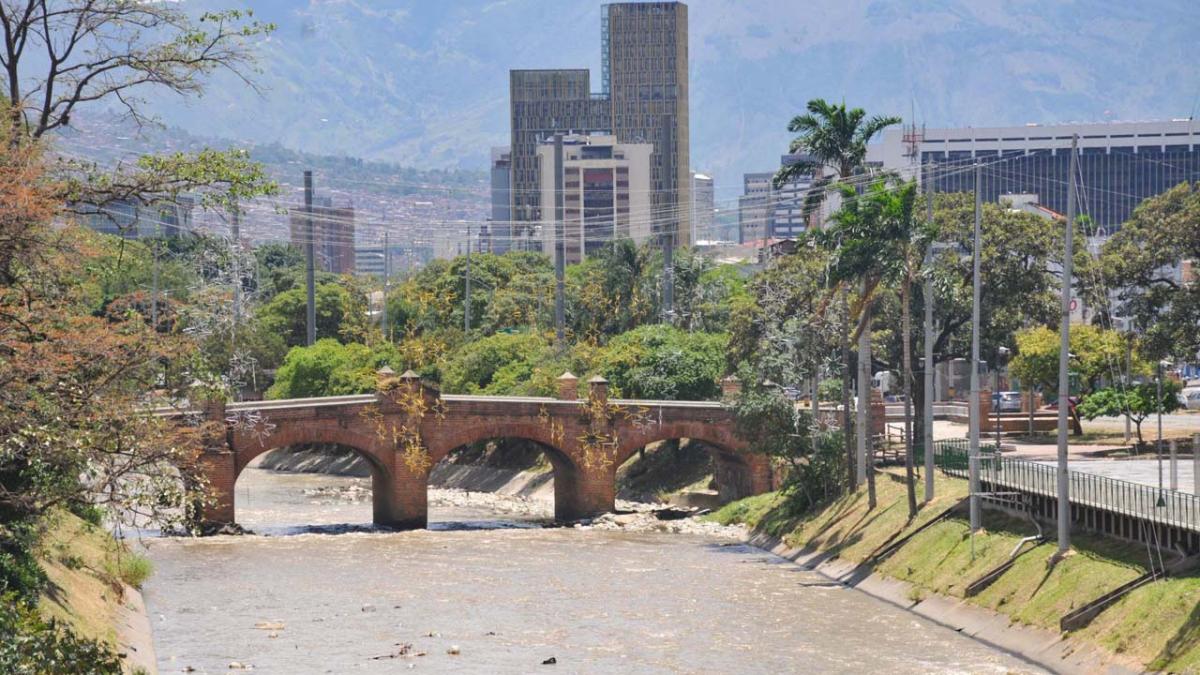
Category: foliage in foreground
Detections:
[{"x1": 0, "y1": 598, "x2": 123, "y2": 675}]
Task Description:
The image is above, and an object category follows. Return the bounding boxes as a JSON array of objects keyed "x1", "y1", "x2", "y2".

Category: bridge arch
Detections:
[
  {"x1": 615, "y1": 423, "x2": 771, "y2": 505},
  {"x1": 226, "y1": 424, "x2": 401, "y2": 527},
  {"x1": 425, "y1": 423, "x2": 592, "y2": 522}
]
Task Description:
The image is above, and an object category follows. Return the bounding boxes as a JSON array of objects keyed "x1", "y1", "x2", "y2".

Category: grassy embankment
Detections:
[
  {"x1": 707, "y1": 470, "x2": 1200, "y2": 673},
  {"x1": 35, "y1": 510, "x2": 153, "y2": 658}
]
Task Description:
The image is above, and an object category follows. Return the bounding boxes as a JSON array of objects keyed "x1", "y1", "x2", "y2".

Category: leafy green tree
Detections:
[
  {"x1": 1078, "y1": 381, "x2": 1180, "y2": 447},
  {"x1": 1100, "y1": 182, "x2": 1200, "y2": 361},
  {"x1": 568, "y1": 239, "x2": 660, "y2": 341},
  {"x1": 1010, "y1": 324, "x2": 1142, "y2": 434},
  {"x1": 253, "y1": 243, "x2": 306, "y2": 301},
  {"x1": 590, "y1": 324, "x2": 727, "y2": 400},
  {"x1": 731, "y1": 384, "x2": 845, "y2": 511},
  {"x1": 774, "y1": 98, "x2": 901, "y2": 211},
  {"x1": 0, "y1": 597, "x2": 123, "y2": 674},
  {"x1": 670, "y1": 249, "x2": 747, "y2": 333},
  {"x1": 267, "y1": 339, "x2": 396, "y2": 399},
  {"x1": 440, "y1": 332, "x2": 556, "y2": 395},
  {"x1": 256, "y1": 281, "x2": 366, "y2": 348}
]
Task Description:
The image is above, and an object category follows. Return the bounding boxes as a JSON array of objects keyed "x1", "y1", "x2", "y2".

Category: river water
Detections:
[{"x1": 138, "y1": 468, "x2": 1042, "y2": 674}]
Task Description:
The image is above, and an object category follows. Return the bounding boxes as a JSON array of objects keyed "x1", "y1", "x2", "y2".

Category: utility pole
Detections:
[
  {"x1": 553, "y1": 133, "x2": 566, "y2": 352},
  {"x1": 969, "y1": 161, "x2": 982, "y2": 533},
  {"x1": 923, "y1": 169, "x2": 936, "y2": 502},
  {"x1": 1124, "y1": 336, "x2": 1132, "y2": 444},
  {"x1": 464, "y1": 222, "x2": 472, "y2": 332},
  {"x1": 663, "y1": 218, "x2": 675, "y2": 321},
  {"x1": 1056, "y1": 136, "x2": 1079, "y2": 554},
  {"x1": 151, "y1": 209, "x2": 160, "y2": 331},
  {"x1": 382, "y1": 230, "x2": 390, "y2": 342},
  {"x1": 231, "y1": 201, "x2": 242, "y2": 335},
  {"x1": 304, "y1": 170, "x2": 316, "y2": 346}
]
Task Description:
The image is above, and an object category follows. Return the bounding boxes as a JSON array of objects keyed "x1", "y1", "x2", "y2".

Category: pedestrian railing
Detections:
[{"x1": 928, "y1": 439, "x2": 1200, "y2": 534}]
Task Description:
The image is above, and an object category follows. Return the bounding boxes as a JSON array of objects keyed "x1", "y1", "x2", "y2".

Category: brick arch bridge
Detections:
[{"x1": 194, "y1": 371, "x2": 774, "y2": 529}]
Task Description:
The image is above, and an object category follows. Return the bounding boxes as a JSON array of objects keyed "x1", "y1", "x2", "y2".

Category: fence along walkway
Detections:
[{"x1": 932, "y1": 439, "x2": 1199, "y2": 536}]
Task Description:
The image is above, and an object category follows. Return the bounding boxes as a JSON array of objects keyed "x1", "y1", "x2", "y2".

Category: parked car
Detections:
[
  {"x1": 1045, "y1": 396, "x2": 1079, "y2": 412},
  {"x1": 991, "y1": 391, "x2": 1023, "y2": 412},
  {"x1": 1179, "y1": 387, "x2": 1200, "y2": 410}
]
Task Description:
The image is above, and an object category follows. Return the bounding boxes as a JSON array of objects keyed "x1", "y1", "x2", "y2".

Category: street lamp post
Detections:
[
  {"x1": 1157, "y1": 359, "x2": 1170, "y2": 507},
  {"x1": 995, "y1": 346, "x2": 1010, "y2": 452}
]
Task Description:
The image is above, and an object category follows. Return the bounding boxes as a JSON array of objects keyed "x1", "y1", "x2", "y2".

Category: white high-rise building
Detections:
[{"x1": 537, "y1": 134, "x2": 653, "y2": 264}]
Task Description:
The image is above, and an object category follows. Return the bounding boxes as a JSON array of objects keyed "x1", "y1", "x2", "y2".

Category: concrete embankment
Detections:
[
  {"x1": 705, "y1": 470, "x2": 1199, "y2": 674},
  {"x1": 744, "y1": 532, "x2": 1136, "y2": 675}
]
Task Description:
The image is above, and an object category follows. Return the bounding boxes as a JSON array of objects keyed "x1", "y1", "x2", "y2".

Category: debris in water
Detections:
[
  {"x1": 253, "y1": 621, "x2": 285, "y2": 631},
  {"x1": 361, "y1": 604, "x2": 377, "y2": 613},
  {"x1": 447, "y1": 645, "x2": 461, "y2": 655},
  {"x1": 542, "y1": 656, "x2": 557, "y2": 665},
  {"x1": 228, "y1": 661, "x2": 251, "y2": 670},
  {"x1": 424, "y1": 631, "x2": 440, "y2": 637}
]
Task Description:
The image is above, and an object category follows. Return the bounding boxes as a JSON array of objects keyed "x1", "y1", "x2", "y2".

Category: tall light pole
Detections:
[
  {"x1": 304, "y1": 170, "x2": 316, "y2": 347},
  {"x1": 1157, "y1": 359, "x2": 1170, "y2": 507},
  {"x1": 995, "y1": 346, "x2": 1010, "y2": 451},
  {"x1": 464, "y1": 222, "x2": 472, "y2": 332},
  {"x1": 1055, "y1": 135, "x2": 1079, "y2": 553},
  {"x1": 969, "y1": 162, "x2": 982, "y2": 533},
  {"x1": 553, "y1": 133, "x2": 566, "y2": 352},
  {"x1": 923, "y1": 172, "x2": 936, "y2": 502},
  {"x1": 382, "y1": 230, "x2": 390, "y2": 342}
]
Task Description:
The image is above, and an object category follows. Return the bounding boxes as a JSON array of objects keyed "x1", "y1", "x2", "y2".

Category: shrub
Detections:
[
  {"x1": 0, "y1": 595, "x2": 123, "y2": 674},
  {"x1": 0, "y1": 520, "x2": 47, "y2": 601},
  {"x1": 112, "y1": 553, "x2": 153, "y2": 589}
]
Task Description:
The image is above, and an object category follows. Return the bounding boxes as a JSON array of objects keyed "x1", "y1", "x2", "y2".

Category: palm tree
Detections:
[
  {"x1": 774, "y1": 99, "x2": 900, "y2": 495},
  {"x1": 819, "y1": 178, "x2": 925, "y2": 512}
]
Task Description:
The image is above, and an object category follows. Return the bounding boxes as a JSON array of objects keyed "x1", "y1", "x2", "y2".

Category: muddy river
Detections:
[{"x1": 137, "y1": 467, "x2": 1042, "y2": 673}]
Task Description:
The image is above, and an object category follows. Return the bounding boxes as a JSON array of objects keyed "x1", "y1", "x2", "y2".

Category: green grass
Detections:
[{"x1": 713, "y1": 469, "x2": 1200, "y2": 672}]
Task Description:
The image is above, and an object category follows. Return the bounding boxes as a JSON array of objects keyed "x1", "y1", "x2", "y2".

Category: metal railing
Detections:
[{"x1": 931, "y1": 439, "x2": 1200, "y2": 534}]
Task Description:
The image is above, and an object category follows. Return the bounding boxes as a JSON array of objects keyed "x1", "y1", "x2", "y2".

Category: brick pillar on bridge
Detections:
[
  {"x1": 381, "y1": 369, "x2": 431, "y2": 529},
  {"x1": 196, "y1": 397, "x2": 236, "y2": 525},
  {"x1": 557, "y1": 372, "x2": 579, "y2": 401},
  {"x1": 556, "y1": 375, "x2": 618, "y2": 521},
  {"x1": 721, "y1": 375, "x2": 741, "y2": 399}
]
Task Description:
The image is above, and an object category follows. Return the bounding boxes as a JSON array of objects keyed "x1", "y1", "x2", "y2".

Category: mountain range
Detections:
[{"x1": 139, "y1": 0, "x2": 1199, "y2": 203}]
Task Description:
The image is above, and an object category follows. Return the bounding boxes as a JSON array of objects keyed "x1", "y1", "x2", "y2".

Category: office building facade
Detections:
[
  {"x1": 737, "y1": 154, "x2": 816, "y2": 243},
  {"x1": 289, "y1": 197, "x2": 356, "y2": 275},
  {"x1": 873, "y1": 119, "x2": 1200, "y2": 230},
  {"x1": 737, "y1": 172, "x2": 773, "y2": 244},
  {"x1": 690, "y1": 172, "x2": 714, "y2": 245},
  {"x1": 80, "y1": 196, "x2": 194, "y2": 239},
  {"x1": 509, "y1": 2, "x2": 689, "y2": 250},
  {"x1": 489, "y1": 147, "x2": 513, "y2": 253},
  {"x1": 537, "y1": 134, "x2": 653, "y2": 264}
]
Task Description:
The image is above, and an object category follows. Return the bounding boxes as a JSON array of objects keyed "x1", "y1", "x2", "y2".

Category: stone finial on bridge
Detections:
[
  {"x1": 721, "y1": 375, "x2": 741, "y2": 399},
  {"x1": 588, "y1": 375, "x2": 609, "y2": 406},
  {"x1": 376, "y1": 365, "x2": 397, "y2": 386},
  {"x1": 557, "y1": 372, "x2": 579, "y2": 400}
]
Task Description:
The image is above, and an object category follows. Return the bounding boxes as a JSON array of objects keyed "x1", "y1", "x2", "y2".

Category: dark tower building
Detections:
[{"x1": 508, "y1": 2, "x2": 689, "y2": 249}]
